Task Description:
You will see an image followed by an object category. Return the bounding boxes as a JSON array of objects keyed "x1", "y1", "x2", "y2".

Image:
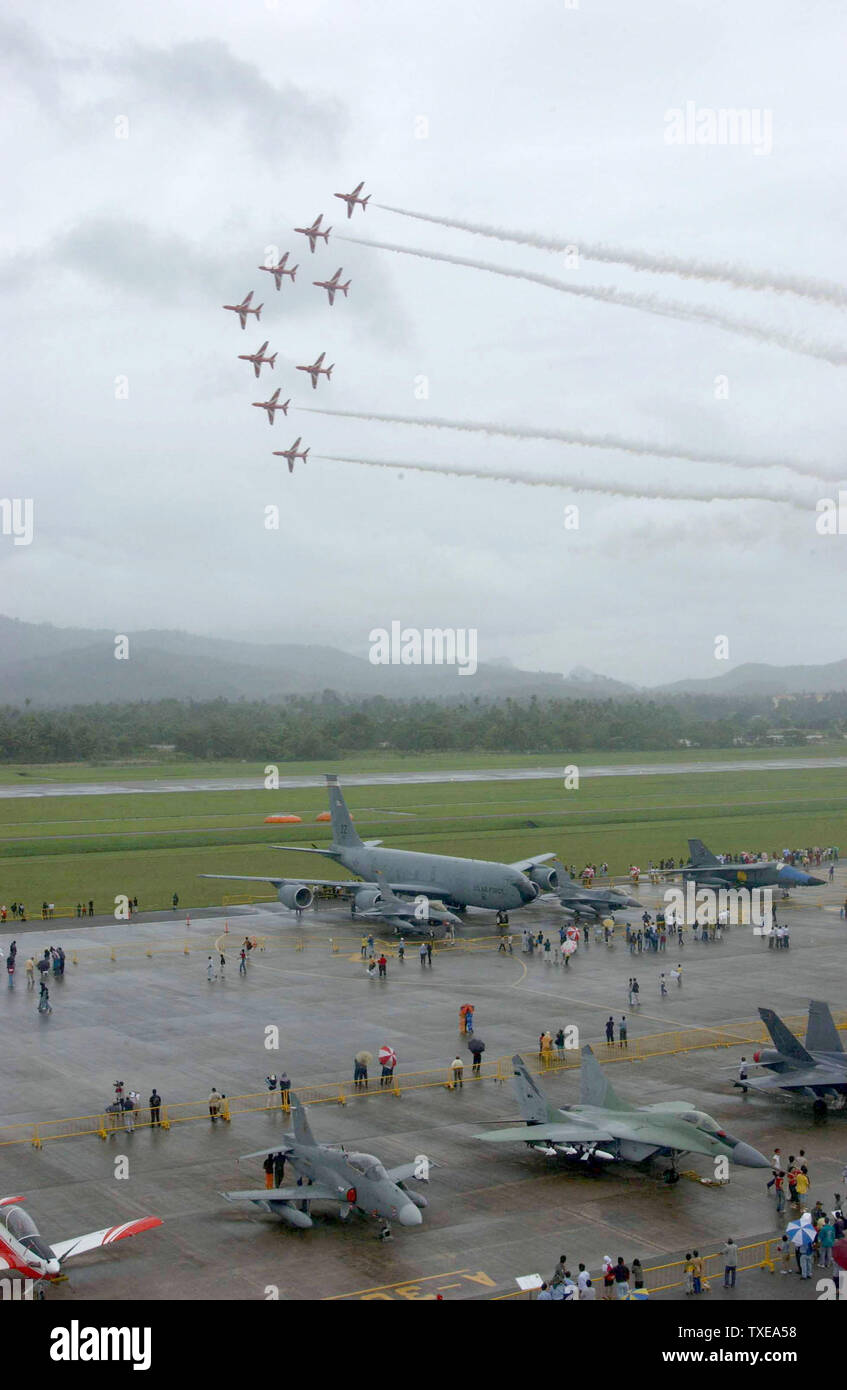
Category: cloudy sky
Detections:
[{"x1": 3, "y1": 0, "x2": 846, "y2": 685}]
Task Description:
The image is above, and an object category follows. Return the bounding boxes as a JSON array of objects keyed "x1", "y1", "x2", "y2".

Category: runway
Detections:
[{"x1": 3, "y1": 755, "x2": 847, "y2": 799}]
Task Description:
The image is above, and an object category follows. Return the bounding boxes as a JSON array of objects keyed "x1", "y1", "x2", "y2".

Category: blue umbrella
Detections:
[{"x1": 786, "y1": 1215, "x2": 816, "y2": 1248}]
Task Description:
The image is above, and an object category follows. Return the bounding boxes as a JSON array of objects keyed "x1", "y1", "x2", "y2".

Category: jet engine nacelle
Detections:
[
  {"x1": 354, "y1": 888, "x2": 383, "y2": 913},
  {"x1": 400, "y1": 1186, "x2": 428, "y2": 1209},
  {"x1": 526, "y1": 864, "x2": 559, "y2": 892},
  {"x1": 269, "y1": 1201, "x2": 313, "y2": 1228},
  {"x1": 277, "y1": 883, "x2": 313, "y2": 911},
  {"x1": 752, "y1": 1049, "x2": 780, "y2": 1066}
]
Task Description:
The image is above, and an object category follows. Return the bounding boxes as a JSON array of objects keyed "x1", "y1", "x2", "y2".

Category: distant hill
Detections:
[{"x1": 1, "y1": 616, "x2": 846, "y2": 708}]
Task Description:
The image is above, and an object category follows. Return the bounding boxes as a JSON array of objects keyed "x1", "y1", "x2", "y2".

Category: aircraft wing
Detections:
[
  {"x1": 742, "y1": 1067, "x2": 847, "y2": 1092},
  {"x1": 223, "y1": 1186, "x2": 339, "y2": 1205},
  {"x1": 509, "y1": 853, "x2": 557, "y2": 872},
  {"x1": 385, "y1": 1161, "x2": 437, "y2": 1183},
  {"x1": 477, "y1": 1124, "x2": 616, "y2": 1145},
  {"x1": 50, "y1": 1216, "x2": 162, "y2": 1262}
]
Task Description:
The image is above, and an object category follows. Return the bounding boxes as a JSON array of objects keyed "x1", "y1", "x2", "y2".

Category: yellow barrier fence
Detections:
[{"x1": 493, "y1": 1236, "x2": 778, "y2": 1298}]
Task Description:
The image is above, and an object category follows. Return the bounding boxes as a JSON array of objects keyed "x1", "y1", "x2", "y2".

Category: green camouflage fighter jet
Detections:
[{"x1": 476, "y1": 1049, "x2": 770, "y2": 1180}]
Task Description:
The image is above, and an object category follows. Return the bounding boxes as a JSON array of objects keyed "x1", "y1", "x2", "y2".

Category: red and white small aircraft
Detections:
[
  {"x1": 239, "y1": 340, "x2": 277, "y2": 379},
  {"x1": 222, "y1": 290, "x2": 263, "y2": 330},
  {"x1": 294, "y1": 214, "x2": 331, "y2": 253},
  {"x1": 313, "y1": 268, "x2": 350, "y2": 306},
  {"x1": 296, "y1": 351, "x2": 333, "y2": 389},
  {"x1": 260, "y1": 253, "x2": 298, "y2": 290},
  {"x1": 252, "y1": 387, "x2": 290, "y2": 424},
  {"x1": 0, "y1": 1195, "x2": 162, "y2": 1283},
  {"x1": 334, "y1": 181, "x2": 370, "y2": 218},
  {"x1": 273, "y1": 438, "x2": 310, "y2": 474}
]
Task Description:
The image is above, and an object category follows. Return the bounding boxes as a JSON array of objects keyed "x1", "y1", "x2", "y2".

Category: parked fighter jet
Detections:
[
  {"x1": 272, "y1": 437, "x2": 309, "y2": 473},
  {"x1": 476, "y1": 1051, "x2": 769, "y2": 1179},
  {"x1": 349, "y1": 870, "x2": 460, "y2": 938},
  {"x1": 259, "y1": 252, "x2": 297, "y2": 289},
  {"x1": 656, "y1": 839, "x2": 824, "y2": 891},
  {"x1": 252, "y1": 387, "x2": 289, "y2": 424},
  {"x1": 223, "y1": 290, "x2": 262, "y2": 329},
  {"x1": 222, "y1": 1095, "x2": 432, "y2": 1238},
  {"x1": 294, "y1": 214, "x2": 331, "y2": 252},
  {"x1": 334, "y1": 181, "x2": 370, "y2": 218},
  {"x1": 549, "y1": 862, "x2": 642, "y2": 920},
  {"x1": 733, "y1": 1002, "x2": 847, "y2": 1114},
  {"x1": 239, "y1": 341, "x2": 277, "y2": 378},
  {"x1": 200, "y1": 774, "x2": 559, "y2": 913},
  {"x1": 313, "y1": 268, "x2": 350, "y2": 306},
  {"x1": 296, "y1": 352, "x2": 334, "y2": 389},
  {"x1": 0, "y1": 1195, "x2": 161, "y2": 1283}
]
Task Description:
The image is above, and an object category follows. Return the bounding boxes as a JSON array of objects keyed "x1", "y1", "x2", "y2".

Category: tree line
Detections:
[{"x1": 1, "y1": 691, "x2": 846, "y2": 763}]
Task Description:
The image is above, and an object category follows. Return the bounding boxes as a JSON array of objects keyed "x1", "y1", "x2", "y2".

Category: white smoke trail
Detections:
[
  {"x1": 314, "y1": 453, "x2": 810, "y2": 510},
  {"x1": 300, "y1": 406, "x2": 844, "y2": 483},
  {"x1": 375, "y1": 204, "x2": 847, "y2": 309},
  {"x1": 339, "y1": 234, "x2": 847, "y2": 366}
]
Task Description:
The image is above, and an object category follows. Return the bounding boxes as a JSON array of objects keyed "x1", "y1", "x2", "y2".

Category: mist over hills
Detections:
[{"x1": 1, "y1": 616, "x2": 846, "y2": 709}]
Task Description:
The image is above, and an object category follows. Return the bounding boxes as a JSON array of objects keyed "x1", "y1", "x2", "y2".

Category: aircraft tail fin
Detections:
[
  {"x1": 805, "y1": 1000, "x2": 843, "y2": 1054},
  {"x1": 256, "y1": 304, "x2": 263, "y2": 319},
  {"x1": 341, "y1": 283, "x2": 350, "y2": 296},
  {"x1": 302, "y1": 449, "x2": 309, "y2": 462},
  {"x1": 268, "y1": 354, "x2": 277, "y2": 369},
  {"x1": 374, "y1": 869, "x2": 402, "y2": 907},
  {"x1": 290, "y1": 1094, "x2": 316, "y2": 1146},
  {"x1": 362, "y1": 195, "x2": 371, "y2": 209},
  {"x1": 687, "y1": 838, "x2": 718, "y2": 865},
  {"x1": 579, "y1": 1045, "x2": 628, "y2": 1109},
  {"x1": 759, "y1": 1008, "x2": 815, "y2": 1064},
  {"x1": 327, "y1": 364, "x2": 334, "y2": 379},
  {"x1": 291, "y1": 266, "x2": 298, "y2": 280},
  {"x1": 511, "y1": 1055, "x2": 558, "y2": 1124},
  {"x1": 325, "y1": 774, "x2": 363, "y2": 848}
]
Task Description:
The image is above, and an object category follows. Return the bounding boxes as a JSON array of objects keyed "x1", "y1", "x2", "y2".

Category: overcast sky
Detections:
[{"x1": 3, "y1": 0, "x2": 846, "y2": 685}]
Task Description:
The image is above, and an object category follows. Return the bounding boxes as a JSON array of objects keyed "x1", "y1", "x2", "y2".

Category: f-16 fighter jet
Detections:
[
  {"x1": 0, "y1": 1195, "x2": 161, "y2": 1283},
  {"x1": 334, "y1": 181, "x2": 370, "y2": 218},
  {"x1": 272, "y1": 437, "x2": 309, "y2": 473},
  {"x1": 222, "y1": 290, "x2": 262, "y2": 329},
  {"x1": 252, "y1": 387, "x2": 289, "y2": 424},
  {"x1": 259, "y1": 252, "x2": 297, "y2": 290},
  {"x1": 238, "y1": 340, "x2": 277, "y2": 379},
  {"x1": 313, "y1": 267, "x2": 350, "y2": 306},
  {"x1": 549, "y1": 862, "x2": 642, "y2": 920},
  {"x1": 477, "y1": 1051, "x2": 770, "y2": 1179},
  {"x1": 223, "y1": 1095, "x2": 433, "y2": 1238},
  {"x1": 296, "y1": 351, "x2": 334, "y2": 389},
  {"x1": 294, "y1": 214, "x2": 331, "y2": 252},
  {"x1": 733, "y1": 1002, "x2": 847, "y2": 1114},
  {"x1": 348, "y1": 870, "x2": 460, "y2": 938}
]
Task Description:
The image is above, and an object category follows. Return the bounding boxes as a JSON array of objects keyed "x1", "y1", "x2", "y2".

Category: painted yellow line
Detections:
[{"x1": 324, "y1": 1268, "x2": 470, "y2": 1300}]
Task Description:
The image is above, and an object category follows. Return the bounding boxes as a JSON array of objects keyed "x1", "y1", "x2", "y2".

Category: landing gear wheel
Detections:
[
  {"x1": 378, "y1": 1224, "x2": 393, "y2": 1242},
  {"x1": 665, "y1": 1168, "x2": 681, "y2": 1184}
]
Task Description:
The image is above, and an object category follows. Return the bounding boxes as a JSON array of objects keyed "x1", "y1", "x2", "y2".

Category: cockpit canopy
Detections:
[
  {"x1": 680, "y1": 1111, "x2": 727, "y2": 1137},
  {"x1": 1, "y1": 1205, "x2": 54, "y2": 1260},
  {"x1": 346, "y1": 1153, "x2": 388, "y2": 1181}
]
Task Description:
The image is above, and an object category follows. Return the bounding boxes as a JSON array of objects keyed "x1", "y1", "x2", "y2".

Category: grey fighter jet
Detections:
[
  {"x1": 734, "y1": 1001, "x2": 847, "y2": 1114},
  {"x1": 201, "y1": 774, "x2": 559, "y2": 913},
  {"x1": 350, "y1": 870, "x2": 461, "y2": 938},
  {"x1": 476, "y1": 1051, "x2": 770, "y2": 1179},
  {"x1": 222, "y1": 1095, "x2": 432, "y2": 1237},
  {"x1": 550, "y1": 863, "x2": 642, "y2": 920}
]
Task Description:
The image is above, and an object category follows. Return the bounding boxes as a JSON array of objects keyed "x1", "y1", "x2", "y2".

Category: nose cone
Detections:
[
  {"x1": 778, "y1": 866, "x2": 825, "y2": 887},
  {"x1": 730, "y1": 1141, "x2": 771, "y2": 1169},
  {"x1": 45, "y1": 1258, "x2": 61, "y2": 1277},
  {"x1": 398, "y1": 1202, "x2": 423, "y2": 1227}
]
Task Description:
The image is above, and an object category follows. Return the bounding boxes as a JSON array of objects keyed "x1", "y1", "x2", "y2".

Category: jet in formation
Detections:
[
  {"x1": 657, "y1": 839, "x2": 825, "y2": 892},
  {"x1": 297, "y1": 351, "x2": 334, "y2": 389},
  {"x1": 334, "y1": 181, "x2": 370, "y2": 218},
  {"x1": 0, "y1": 1195, "x2": 161, "y2": 1283},
  {"x1": 252, "y1": 387, "x2": 290, "y2": 424},
  {"x1": 294, "y1": 214, "x2": 331, "y2": 252},
  {"x1": 201, "y1": 773, "x2": 559, "y2": 913},
  {"x1": 222, "y1": 290, "x2": 263, "y2": 330},
  {"x1": 313, "y1": 267, "x2": 351, "y2": 306},
  {"x1": 259, "y1": 252, "x2": 298, "y2": 290},
  {"x1": 272, "y1": 437, "x2": 309, "y2": 473},
  {"x1": 239, "y1": 341, "x2": 277, "y2": 379},
  {"x1": 734, "y1": 1001, "x2": 847, "y2": 1113},
  {"x1": 477, "y1": 1051, "x2": 769, "y2": 1179},
  {"x1": 549, "y1": 863, "x2": 642, "y2": 920},
  {"x1": 222, "y1": 1095, "x2": 432, "y2": 1237}
]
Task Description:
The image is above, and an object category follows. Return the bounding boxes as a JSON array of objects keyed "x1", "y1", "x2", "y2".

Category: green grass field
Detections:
[{"x1": 1, "y1": 755, "x2": 845, "y2": 916}]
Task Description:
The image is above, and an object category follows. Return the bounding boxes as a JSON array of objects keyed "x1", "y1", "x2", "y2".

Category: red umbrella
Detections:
[
  {"x1": 378, "y1": 1045, "x2": 397, "y2": 1068},
  {"x1": 833, "y1": 1238, "x2": 847, "y2": 1272}
]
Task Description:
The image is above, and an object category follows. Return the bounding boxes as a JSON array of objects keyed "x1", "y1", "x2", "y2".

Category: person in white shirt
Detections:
[{"x1": 577, "y1": 1264, "x2": 591, "y2": 1292}]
